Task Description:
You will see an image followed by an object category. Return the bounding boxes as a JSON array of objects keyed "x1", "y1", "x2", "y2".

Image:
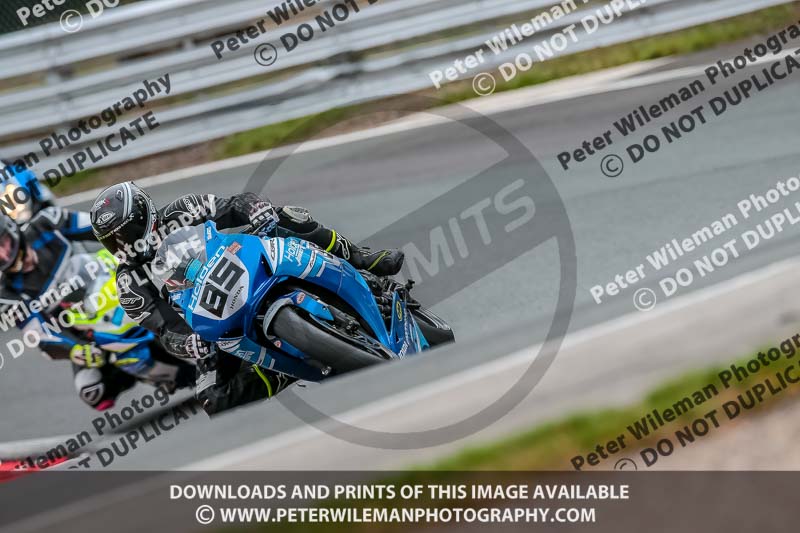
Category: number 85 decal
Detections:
[{"x1": 199, "y1": 255, "x2": 245, "y2": 318}]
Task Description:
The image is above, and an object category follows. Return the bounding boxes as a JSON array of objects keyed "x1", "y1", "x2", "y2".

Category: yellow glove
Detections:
[{"x1": 69, "y1": 344, "x2": 106, "y2": 368}]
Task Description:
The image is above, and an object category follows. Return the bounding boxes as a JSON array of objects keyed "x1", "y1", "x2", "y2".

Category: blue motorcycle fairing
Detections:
[
  {"x1": 164, "y1": 227, "x2": 331, "y2": 381},
  {"x1": 261, "y1": 236, "x2": 391, "y2": 346},
  {"x1": 88, "y1": 328, "x2": 159, "y2": 379},
  {"x1": 169, "y1": 221, "x2": 428, "y2": 380},
  {"x1": 182, "y1": 224, "x2": 388, "y2": 344},
  {"x1": 216, "y1": 330, "x2": 325, "y2": 382},
  {"x1": 387, "y1": 293, "x2": 426, "y2": 358},
  {"x1": 110, "y1": 342, "x2": 188, "y2": 385},
  {"x1": 110, "y1": 344, "x2": 155, "y2": 375},
  {"x1": 93, "y1": 328, "x2": 155, "y2": 346}
]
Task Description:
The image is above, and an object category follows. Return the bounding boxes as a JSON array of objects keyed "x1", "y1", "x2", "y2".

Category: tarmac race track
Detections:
[{"x1": 1, "y1": 42, "x2": 800, "y2": 470}]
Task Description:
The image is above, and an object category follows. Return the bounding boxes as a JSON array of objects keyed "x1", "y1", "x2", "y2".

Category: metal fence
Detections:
[{"x1": 0, "y1": 0, "x2": 792, "y2": 174}]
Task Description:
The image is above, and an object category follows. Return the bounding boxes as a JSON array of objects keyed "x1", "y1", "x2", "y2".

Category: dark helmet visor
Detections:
[{"x1": 0, "y1": 232, "x2": 19, "y2": 271}]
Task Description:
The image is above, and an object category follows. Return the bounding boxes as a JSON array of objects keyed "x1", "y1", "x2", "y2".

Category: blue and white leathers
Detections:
[{"x1": 165, "y1": 222, "x2": 429, "y2": 381}]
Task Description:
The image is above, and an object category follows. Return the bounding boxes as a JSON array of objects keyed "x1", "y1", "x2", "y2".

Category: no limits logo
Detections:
[{"x1": 243, "y1": 94, "x2": 578, "y2": 450}]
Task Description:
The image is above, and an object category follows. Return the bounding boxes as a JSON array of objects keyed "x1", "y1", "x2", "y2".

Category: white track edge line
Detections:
[
  {"x1": 2, "y1": 256, "x2": 796, "y2": 533},
  {"x1": 182, "y1": 257, "x2": 800, "y2": 470}
]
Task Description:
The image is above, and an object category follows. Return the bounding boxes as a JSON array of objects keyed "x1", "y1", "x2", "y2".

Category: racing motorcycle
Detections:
[
  {"x1": 59, "y1": 249, "x2": 195, "y2": 390},
  {"x1": 153, "y1": 221, "x2": 454, "y2": 381},
  {"x1": 0, "y1": 164, "x2": 193, "y2": 390}
]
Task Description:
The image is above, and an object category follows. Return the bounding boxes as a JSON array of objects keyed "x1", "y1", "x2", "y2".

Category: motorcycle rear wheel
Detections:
[{"x1": 272, "y1": 306, "x2": 386, "y2": 374}]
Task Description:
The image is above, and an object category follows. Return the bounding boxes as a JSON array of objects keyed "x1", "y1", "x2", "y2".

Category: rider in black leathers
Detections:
[{"x1": 90, "y1": 182, "x2": 404, "y2": 415}]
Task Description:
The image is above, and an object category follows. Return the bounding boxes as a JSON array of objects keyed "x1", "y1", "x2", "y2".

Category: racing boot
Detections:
[
  {"x1": 196, "y1": 351, "x2": 295, "y2": 416},
  {"x1": 327, "y1": 231, "x2": 404, "y2": 277},
  {"x1": 277, "y1": 206, "x2": 404, "y2": 277}
]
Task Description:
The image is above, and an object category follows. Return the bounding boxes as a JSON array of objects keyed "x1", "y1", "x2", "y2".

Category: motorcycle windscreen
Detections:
[{"x1": 152, "y1": 225, "x2": 208, "y2": 292}]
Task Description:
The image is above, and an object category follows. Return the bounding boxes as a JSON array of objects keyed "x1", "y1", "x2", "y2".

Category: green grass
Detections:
[
  {"x1": 216, "y1": 106, "x2": 356, "y2": 158},
  {"x1": 423, "y1": 352, "x2": 795, "y2": 471},
  {"x1": 55, "y1": 107, "x2": 359, "y2": 195},
  {"x1": 50, "y1": 168, "x2": 100, "y2": 196},
  {"x1": 53, "y1": 3, "x2": 799, "y2": 196},
  {"x1": 436, "y1": 2, "x2": 799, "y2": 101},
  {"x1": 213, "y1": 3, "x2": 799, "y2": 160},
  {"x1": 235, "y1": 346, "x2": 800, "y2": 533}
]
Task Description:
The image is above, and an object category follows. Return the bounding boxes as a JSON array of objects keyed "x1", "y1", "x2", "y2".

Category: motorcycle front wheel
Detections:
[{"x1": 271, "y1": 306, "x2": 386, "y2": 374}]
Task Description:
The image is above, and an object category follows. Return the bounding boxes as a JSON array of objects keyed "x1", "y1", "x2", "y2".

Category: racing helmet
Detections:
[{"x1": 90, "y1": 182, "x2": 159, "y2": 263}]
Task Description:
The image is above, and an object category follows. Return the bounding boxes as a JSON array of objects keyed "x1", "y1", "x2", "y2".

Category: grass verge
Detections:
[
  {"x1": 231, "y1": 338, "x2": 800, "y2": 533},
  {"x1": 424, "y1": 341, "x2": 800, "y2": 471},
  {"x1": 214, "y1": 2, "x2": 800, "y2": 160}
]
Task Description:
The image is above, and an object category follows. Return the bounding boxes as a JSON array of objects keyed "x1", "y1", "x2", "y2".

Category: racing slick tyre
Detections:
[
  {"x1": 272, "y1": 306, "x2": 386, "y2": 373},
  {"x1": 411, "y1": 307, "x2": 455, "y2": 347}
]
